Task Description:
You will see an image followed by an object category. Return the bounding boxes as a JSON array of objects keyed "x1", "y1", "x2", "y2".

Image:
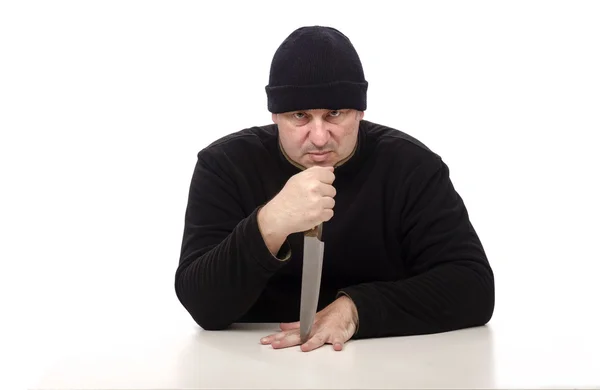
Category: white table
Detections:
[{"x1": 30, "y1": 318, "x2": 600, "y2": 389}]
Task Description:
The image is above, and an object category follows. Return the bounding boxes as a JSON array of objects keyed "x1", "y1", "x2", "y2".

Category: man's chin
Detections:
[
  {"x1": 304, "y1": 159, "x2": 335, "y2": 168},
  {"x1": 306, "y1": 152, "x2": 334, "y2": 164}
]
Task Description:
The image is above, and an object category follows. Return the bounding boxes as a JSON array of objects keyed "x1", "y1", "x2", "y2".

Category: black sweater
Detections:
[{"x1": 175, "y1": 120, "x2": 494, "y2": 339}]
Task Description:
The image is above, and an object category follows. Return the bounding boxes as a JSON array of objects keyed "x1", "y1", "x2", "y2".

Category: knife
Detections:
[{"x1": 299, "y1": 223, "x2": 325, "y2": 344}]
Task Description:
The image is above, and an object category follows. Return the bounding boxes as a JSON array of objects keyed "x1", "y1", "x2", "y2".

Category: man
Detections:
[{"x1": 175, "y1": 26, "x2": 494, "y2": 352}]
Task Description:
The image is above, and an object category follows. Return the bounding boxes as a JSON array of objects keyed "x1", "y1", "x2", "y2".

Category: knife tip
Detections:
[{"x1": 300, "y1": 332, "x2": 309, "y2": 344}]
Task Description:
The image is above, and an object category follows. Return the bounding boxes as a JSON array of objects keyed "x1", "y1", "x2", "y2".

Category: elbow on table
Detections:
[
  {"x1": 174, "y1": 281, "x2": 233, "y2": 331},
  {"x1": 196, "y1": 318, "x2": 231, "y2": 331},
  {"x1": 179, "y1": 297, "x2": 233, "y2": 331},
  {"x1": 188, "y1": 301, "x2": 236, "y2": 330},
  {"x1": 473, "y1": 264, "x2": 495, "y2": 326},
  {"x1": 451, "y1": 260, "x2": 495, "y2": 329}
]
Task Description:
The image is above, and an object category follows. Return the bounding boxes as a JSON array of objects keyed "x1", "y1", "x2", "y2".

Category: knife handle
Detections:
[{"x1": 304, "y1": 223, "x2": 323, "y2": 240}]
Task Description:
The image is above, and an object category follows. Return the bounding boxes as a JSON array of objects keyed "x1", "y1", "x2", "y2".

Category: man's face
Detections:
[{"x1": 272, "y1": 108, "x2": 364, "y2": 168}]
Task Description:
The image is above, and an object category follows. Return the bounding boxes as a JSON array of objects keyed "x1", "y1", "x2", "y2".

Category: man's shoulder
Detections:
[
  {"x1": 197, "y1": 124, "x2": 278, "y2": 161},
  {"x1": 362, "y1": 120, "x2": 441, "y2": 166}
]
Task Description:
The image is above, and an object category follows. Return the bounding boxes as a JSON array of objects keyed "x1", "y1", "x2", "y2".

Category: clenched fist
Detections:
[{"x1": 262, "y1": 166, "x2": 336, "y2": 237}]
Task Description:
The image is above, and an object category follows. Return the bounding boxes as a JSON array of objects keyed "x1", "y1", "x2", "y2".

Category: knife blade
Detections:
[{"x1": 299, "y1": 223, "x2": 324, "y2": 344}]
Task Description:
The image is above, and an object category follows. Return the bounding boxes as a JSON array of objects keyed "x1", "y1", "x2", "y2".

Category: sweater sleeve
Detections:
[
  {"x1": 174, "y1": 155, "x2": 291, "y2": 330},
  {"x1": 338, "y1": 156, "x2": 495, "y2": 339}
]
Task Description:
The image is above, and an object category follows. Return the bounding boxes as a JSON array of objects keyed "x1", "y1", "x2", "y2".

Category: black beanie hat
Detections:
[{"x1": 265, "y1": 26, "x2": 368, "y2": 113}]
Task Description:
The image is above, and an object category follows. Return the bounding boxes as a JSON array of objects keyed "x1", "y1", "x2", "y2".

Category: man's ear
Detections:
[
  {"x1": 356, "y1": 110, "x2": 365, "y2": 121},
  {"x1": 272, "y1": 113, "x2": 278, "y2": 124}
]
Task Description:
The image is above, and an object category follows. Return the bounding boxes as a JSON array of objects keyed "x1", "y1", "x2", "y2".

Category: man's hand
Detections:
[
  {"x1": 260, "y1": 295, "x2": 359, "y2": 352},
  {"x1": 262, "y1": 165, "x2": 336, "y2": 236}
]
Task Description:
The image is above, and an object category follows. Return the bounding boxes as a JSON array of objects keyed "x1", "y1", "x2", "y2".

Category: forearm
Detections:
[
  {"x1": 175, "y1": 207, "x2": 290, "y2": 330},
  {"x1": 257, "y1": 203, "x2": 289, "y2": 256},
  {"x1": 340, "y1": 259, "x2": 494, "y2": 339}
]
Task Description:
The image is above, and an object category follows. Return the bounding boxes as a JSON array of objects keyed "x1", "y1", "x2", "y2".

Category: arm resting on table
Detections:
[
  {"x1": 174, "y1": 156, "x2": 290, "y2": 330},
  {"x1": 339, "y1": 157, "x2": 495, "y2": 339}
]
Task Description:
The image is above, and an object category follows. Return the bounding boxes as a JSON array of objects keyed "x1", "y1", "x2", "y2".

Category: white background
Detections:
[{"x1": 1, "y1": 1, "x2": 599, "y2": 388}]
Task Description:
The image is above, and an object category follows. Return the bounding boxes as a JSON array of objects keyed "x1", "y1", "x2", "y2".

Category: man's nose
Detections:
[{"x1": 308, "y1": 121, "x2": 329, "y2": 148}]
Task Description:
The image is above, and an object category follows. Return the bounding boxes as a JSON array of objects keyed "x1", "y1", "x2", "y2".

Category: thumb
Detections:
[
  {"x1": 331, "y1": 336, "x2": 345, "y2": 351},
  {"x1": 309, "y1": 165, "x2": 334, "y2": 172}
]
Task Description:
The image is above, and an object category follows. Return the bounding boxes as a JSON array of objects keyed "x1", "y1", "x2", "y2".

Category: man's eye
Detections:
[
  {"x1": 329, "y1": 110, "x2": 341, "y2": 117},
  {"x1": 293, "y1": 112, "x2": 306, "y2": 119}
]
